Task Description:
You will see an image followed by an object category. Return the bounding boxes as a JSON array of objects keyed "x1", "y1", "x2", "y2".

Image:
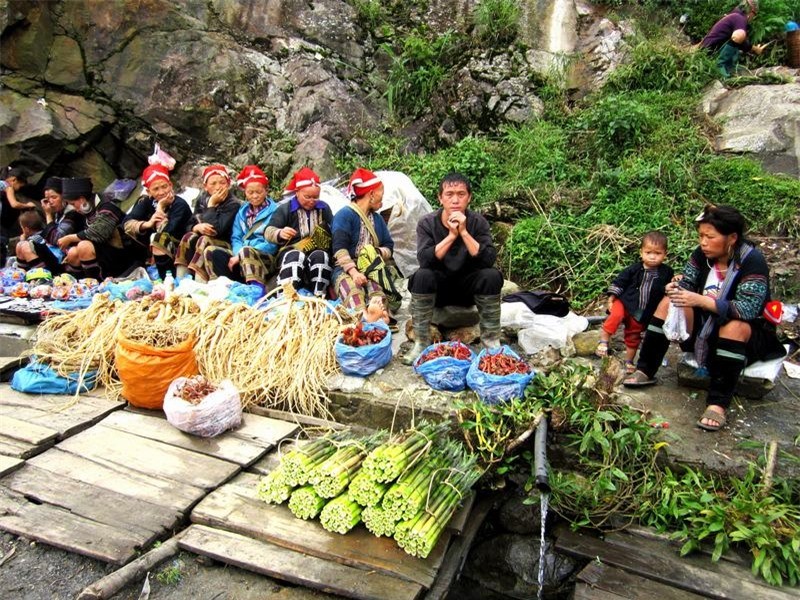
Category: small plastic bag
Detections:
[
  {"x1": 163, "y1": 378, "x2": 242, "y2": 437},
  {"x1": 335, "y1": 321, "x2": 392, "y2": 377},
  {"x1": 413, "y1": 341, "x2": 475, "y2": 391},
  {"x1": 663, "y1": 302, "x2": 690, "y2": 342}
]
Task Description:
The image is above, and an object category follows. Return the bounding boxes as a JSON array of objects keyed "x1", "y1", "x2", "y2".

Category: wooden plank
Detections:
[
  {"x1": 445, "y1": 492, "x2": 475, "y2": 535},
  {"x1": 577, "y1": 561, "x2": 706, "y2": 600},
  {"x1": 0, "y1": 455, "x2": 23, "y2": 477},
  {"x1": 555, "y1": 528, "x2": 799, "y2": 600},
  {"x1": 98, "y1": 411, "x2": 270, "y2": 466},
  {"x1": 246, "y1": 405, "x2": 347, "y2": 430},
  {"x1": 191, "y1": 475, "x2": 448, "y2": 588},
  {"x1": 424, "y1": 495, "x2": 493, "y2": 600},
  {"x1": 573, "y1": 584, "x2": 628, "y2": 600},
  {"x1": 0, "y1": 390, "x2": 124, "y2": 438},
  {"x1": 0, "y1": 415, "x2": 58, "y2": 445},
  {"x1": 0, "y1": 434, "x2": 42, "y2": 459},
  {"x1": 56, "y1": 426, "x2": 239, "y2": 490},
  {"x1": 180, "y1": 524, "x2": 423, "y2": 600},
  {"x1": 230, "y1": 412, "x2": 300, "y2": 447},
  {"x1": 28, "y1": 448, "x2": 205, "y2": 511},
  {"x1": 0, "y1": 486, "x2": 142, "y2": 565},
  {"x1": 2, "y1": 464, "x2": 181, "y2": 536},
  {"x1": 247, "y1": 449, "x2": 284, "y2": 475}
]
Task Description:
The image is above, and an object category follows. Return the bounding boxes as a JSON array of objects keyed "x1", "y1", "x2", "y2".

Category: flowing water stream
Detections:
[{"x1": 537, "y1": 491, "x2": 550, "y2": 600}]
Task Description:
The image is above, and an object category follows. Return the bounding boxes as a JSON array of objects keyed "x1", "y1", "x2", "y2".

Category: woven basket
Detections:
[{"x1": 788, "y1": 30, "x2": 800, "y2": 68}]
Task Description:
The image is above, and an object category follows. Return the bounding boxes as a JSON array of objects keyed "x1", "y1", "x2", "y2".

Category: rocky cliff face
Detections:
[{"x1": 3, "y1": 0, "x2": 794, "y2": 198}]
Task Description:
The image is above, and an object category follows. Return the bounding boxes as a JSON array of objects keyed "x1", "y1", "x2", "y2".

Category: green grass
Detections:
[{"x1": 337, "y1": 3, "x2": 800, "y2": 308}]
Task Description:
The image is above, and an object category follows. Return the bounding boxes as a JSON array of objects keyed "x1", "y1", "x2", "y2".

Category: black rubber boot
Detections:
[{"x1": 401, "y1": 293, "x2": 436, "y2": 365}]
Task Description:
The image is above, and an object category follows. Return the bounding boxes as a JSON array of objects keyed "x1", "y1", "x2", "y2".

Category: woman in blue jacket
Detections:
[
  {"x1": 206, "y1": 165, "x2": 278, "y2": 296},
  {"x1": 331, "y1": 168, "x2": 395, "y2": 313}
]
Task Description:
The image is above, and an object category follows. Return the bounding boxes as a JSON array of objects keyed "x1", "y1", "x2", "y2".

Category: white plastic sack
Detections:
[
  {"x1": 376, "y1": 171, "x2": 433, "y2": 277},
  {"x1": 680, "y1": 348, "x2": 787, "y2": 382},
  {"x1": 663, "y1": 302, "x2": 690, "y2": 342},
  {"x1": 517, "y1": 312, "x2": 589, "y2": 354},
  {"x1": 500, "y1": 302, "x2": 538, "y2": 329},
  {"x1": 163, "y1": 378, "x2": 242, "y2": 437}
]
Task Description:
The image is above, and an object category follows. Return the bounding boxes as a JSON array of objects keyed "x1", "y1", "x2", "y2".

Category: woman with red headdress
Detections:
[
  {"x1": 331, "y1": 168, "x2": 397, "y2": 316},
  {"x1": 206, "y1": 165, "x2": 279, "y2": 295},
  {"x1": 264, "y1": 166, "x2": 333, "y2": 297},
  {"x1": 174, "y1": 164, "x2": 240, "y2": 281},
  {"x1": 124, "y1": 163, "x2": 193, "y2": 279}
]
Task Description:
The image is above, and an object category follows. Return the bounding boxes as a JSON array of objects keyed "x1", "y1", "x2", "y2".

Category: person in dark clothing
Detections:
[
  {"x1": 57, "y1": 177, "x2": 133, "y2": 279},
  {"x1": 596, "y1": 231, "x2": 673, "y2": 375},
  {"x1": 0, "y1": 166, "x2": 37, "y2": 265},
  {"x1": 401, "y1": 172, "x2": 503, "y2": 365},
  {"x1": 265, "y1": 167, "x2": 334, "y2": 297},
  {"x1": 174, "y1": 164, "x2": 240, "y2": 282},
  {"x1": 700, "y1": 0, "x2": 765, "y2": 57},
  {"x1": 624, "y1": 205, "x2": 785, "y2": 432},
  {"x1": 15, "y1": 176, "x2": 84, "y2": 274},
  {"x1": 124, "y1": 164, "x2": 193, "y2": 279}
]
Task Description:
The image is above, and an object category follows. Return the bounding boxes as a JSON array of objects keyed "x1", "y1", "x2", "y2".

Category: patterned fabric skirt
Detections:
[
  {"x1": 334, "y1": 270, "x2": 386, "y2": 312},
  {"x1": 151, "y1": 231, "x2": 180, "y2": 259},
  {"x1": 174, "y1": 232, "x2": 230, "y2": 283},
  {"x1": 206, "y1": 245, "x2": 275, "y2": 285}
]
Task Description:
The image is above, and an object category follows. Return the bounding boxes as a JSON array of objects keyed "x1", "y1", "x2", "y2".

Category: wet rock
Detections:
[
  {"x1": 498, "y1": 492, "x2": 541, "y2": 535},
  {"x1": 44, "y1": 36, "x2": 86, "y2": 90},
  {"x1": 463, "y1": 533, "x2": 578, "y2": 597}
]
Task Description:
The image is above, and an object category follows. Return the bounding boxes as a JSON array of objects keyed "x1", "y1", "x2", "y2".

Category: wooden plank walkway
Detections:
[
  {"x1": 557, "y1": 526, "x2": 800, "y2": 600},
  {"x1": 0, "y1": 407, "x2": 299, "y2": 565},
  {"x1": 0, "y1": 385, "x2": 125, "y2": 459},
  {"x1": 187, "y1": 469, "x2": 477, "y2": 599}
]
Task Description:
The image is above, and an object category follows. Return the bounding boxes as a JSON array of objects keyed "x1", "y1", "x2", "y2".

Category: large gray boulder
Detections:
[{"x1": 701, "y1": 77, "x2": 800, "y2": 177}]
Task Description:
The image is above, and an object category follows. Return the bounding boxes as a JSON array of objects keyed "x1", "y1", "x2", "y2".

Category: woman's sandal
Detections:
[
  {"x1": 623, "y1": 369, "x2": 657, "y2": 387},
  {"x1": 595, "y1": 341, "x2": 609, "y2": 358},
  {"x1": 625, "y1": 360, "x2": 636, "y2": 375},
  {"x1": 697, "y1": 407, "x2": 726, "y2": 432}
]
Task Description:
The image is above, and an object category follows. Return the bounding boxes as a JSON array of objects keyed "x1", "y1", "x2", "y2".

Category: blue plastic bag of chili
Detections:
[
  {"x1": 466, "y1": 346, "x2": 535, "y2": 404},
  {"x1": 335, "y1": 321, "x2": 392, "y2": 377},
  {"x1": 413, "y1": 341, "x2": 475, "y2": 391}
]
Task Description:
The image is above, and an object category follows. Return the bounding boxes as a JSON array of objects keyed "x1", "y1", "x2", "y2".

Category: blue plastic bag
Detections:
[
  {"x1": 466, "y1": 346, "x2": 535, "y2": 404},
  {"x1": 413, "y1": 341, "x2": 475, "y2": 391},
  {"x1": 335, "y1": 321, "x2": 392, "y2": 377},
  {"x1": 11, "y1": 359, "x2": 98, "y2": 395}
]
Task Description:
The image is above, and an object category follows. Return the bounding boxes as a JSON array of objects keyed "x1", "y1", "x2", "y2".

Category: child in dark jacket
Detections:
[{"x1": 597, "y1": 231, "x2": 674, "y2": 373}]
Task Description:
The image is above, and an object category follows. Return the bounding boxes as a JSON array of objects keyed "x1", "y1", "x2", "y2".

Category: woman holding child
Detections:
[
  {"x1": 624, "y1": 205, "x2": 785, "y2": 431},
  {"x1": 15, "y1": 177, "x2": 84, "y2": 274}
]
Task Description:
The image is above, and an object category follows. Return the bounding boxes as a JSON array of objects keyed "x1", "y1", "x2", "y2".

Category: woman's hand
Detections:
[
  {"x1": 193, "y1": 223, "x2": 216, "y2": 236},
  {"x1": 279, "y1": 226, "x2": 297, "y2": 241},
  {"x1": 349, "y1": 268, "x2": 367, "y2": 287},
  {"x1": 667, "y1": 284, "x2": 701, "y2": 308},
  {"x1": 228, "y1": 255, "x2": 240, "y2": 271},
  {"x1": 207, "y1": 185, "x2": 229, "y2": 207}
]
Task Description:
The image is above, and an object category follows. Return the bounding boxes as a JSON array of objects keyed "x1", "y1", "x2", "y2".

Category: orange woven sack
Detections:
[{"x1": 115, "y1": 333, "x2": 198, "y2": 409}]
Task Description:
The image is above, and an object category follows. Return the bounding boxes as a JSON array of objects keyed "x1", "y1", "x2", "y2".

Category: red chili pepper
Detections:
[
  {"x1": 479, "y1": 353, "x2": 531, "y2": 375},
  {"x1": 418, "y1": 342, "x2": 472, "y2": 365},
  {"x1": 340, "y1": 323, "x2": 387, "y2": 347}
]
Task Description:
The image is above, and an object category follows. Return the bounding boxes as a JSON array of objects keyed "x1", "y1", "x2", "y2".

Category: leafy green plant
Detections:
[
  {"x1": 156, "y1": 559, "x2": 184, "y2": 585},
  {"x1": 352, "y1": 0, "x2": 385, "y2": 30},
  {"x1": 472, "y1": 0, "x2": 520, "y2": 46},
  {"x1": 382, "y1": 30, "x2": 460, "y2": 119},
  {"x1": 579, "y1": 94, "x2": 659, "y2": 158}
]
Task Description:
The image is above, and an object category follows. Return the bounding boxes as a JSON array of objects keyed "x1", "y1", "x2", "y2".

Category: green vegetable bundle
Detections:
[
  {"x1": 257, "y1": 468, "x2": 291, "y2": 504},
  {"x1": 288, "y1": 485, "x2": 326, "y2": 520},
  {"x1": 362, "y1": 421, "x2": 448, "y2": 483},
  {"x1": 320, "y1": 494, "x2": 363, "y2": 534}
]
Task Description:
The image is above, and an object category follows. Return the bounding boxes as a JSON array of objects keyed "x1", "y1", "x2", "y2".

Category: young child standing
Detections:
[{"x1": 597, "y1": 231, "x2": 673, "y2": 374}]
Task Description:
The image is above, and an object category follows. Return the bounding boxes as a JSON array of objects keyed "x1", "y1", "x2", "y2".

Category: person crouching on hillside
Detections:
[
  {"x1": 57, "y1": 177, "x2": 133, "y2": 279},
  {"x1": 124, "y1": 164, "x2": 193, "y2": 279},
  {"x1": 265, "y1": 167, "x2": 334, "y2": 297},
  {"x1": 174, "y1": 164, "x2": 240, "y2": 282},
  {"x1": 206, "y1": 165, "x2": 279, "y2": 297},
  {"x1": 596, "y1": 231, "x2": 673, "y2": 375},
  {"x1": 700, "y1": 1, "x2": 766, "y2": 60}
]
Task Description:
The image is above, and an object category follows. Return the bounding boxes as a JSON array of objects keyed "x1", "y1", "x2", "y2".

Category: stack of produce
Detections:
[
  {"x1": 28, "y1": 287, "x2": 353, "y2": 416},
  {"x1": 255, "y1": 424, "x2": 482, "y2": 558}
]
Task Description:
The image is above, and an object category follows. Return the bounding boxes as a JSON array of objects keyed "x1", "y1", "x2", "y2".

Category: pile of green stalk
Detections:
[{"x1": 256, "y1": 422, "x2": 481, "y2": 558}]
